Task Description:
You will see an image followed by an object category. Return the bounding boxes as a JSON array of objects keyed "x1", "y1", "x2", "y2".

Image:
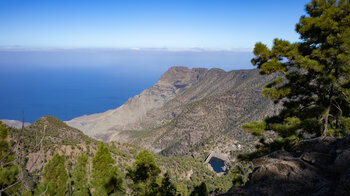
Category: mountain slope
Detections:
[
  {"x1": 119, "y1": 69, "x2": 278, "y2": 157},
  {"x1": 132, "y1": 89, "x2": 275, "y2": 157},
  {"x1": 67, "y1": 66, "x2": 278, "y2": 158},
  {"x1": 3, "y1": 117, "x2": 238, "y2": 194},
  {"x1": 66, "y1": 66, "x2": 209, "y2": 139},
  {"x1": 8, "y1": 116, "x2": 98, "y2": 172}
]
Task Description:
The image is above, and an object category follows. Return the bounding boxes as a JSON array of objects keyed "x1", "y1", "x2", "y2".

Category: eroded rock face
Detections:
[
  {"x1": 67, "y1": 66, "x2": 278, "y2": 157},
  {"x1": 223, "y1": 135, "x2": 350, "y2": 196},
  {"x1": 66, "y1": 66, "x2": 208, "y2": 140}
]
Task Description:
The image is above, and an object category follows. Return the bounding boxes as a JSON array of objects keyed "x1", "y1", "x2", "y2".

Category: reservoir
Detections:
[{"x1": 209, "y1": 157, "x2": 225, "y2": 173}]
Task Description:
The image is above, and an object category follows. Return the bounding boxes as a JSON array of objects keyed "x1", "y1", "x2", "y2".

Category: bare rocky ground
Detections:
[
  {"x1": 1, "y1": 119, "x2": 30, "y2": 129},
  {"x1": 222, "y1": 135, "x2": 350, "y2": 196}
]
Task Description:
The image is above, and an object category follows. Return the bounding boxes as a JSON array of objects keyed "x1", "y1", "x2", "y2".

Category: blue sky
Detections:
[
  {"x1": 0, "y1": 0, "x2": 312, "y2": 122},
  {"x1": 0, "y1": 0, "x2": 310, "y2": 49}
]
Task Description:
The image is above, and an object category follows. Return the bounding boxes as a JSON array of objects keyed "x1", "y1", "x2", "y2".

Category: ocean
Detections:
[{"x1": 0, "y1": 48, "x2": 253, "y2": 123}]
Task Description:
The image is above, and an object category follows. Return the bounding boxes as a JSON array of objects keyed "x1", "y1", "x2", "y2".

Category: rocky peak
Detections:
[
  {"x1": 159, "y1": 66, "x2": 208, "y2": 85},
  {"x1": 206, "y1": 68, "x2": 226, "y2": 76}
]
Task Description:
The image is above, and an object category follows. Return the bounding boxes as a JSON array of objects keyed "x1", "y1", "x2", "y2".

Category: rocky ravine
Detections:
[
  {"x1": 67, "y1": 66, "x2": 278, "y2": 157},
  {"x1": 223, "y1": 135, "x2": 350, "y2": 196}
]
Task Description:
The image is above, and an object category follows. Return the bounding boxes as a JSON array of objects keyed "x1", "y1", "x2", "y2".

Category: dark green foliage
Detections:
[
  {"x1": 242, "y1": 121, "x2": 266, "y2": 136},
  {"x1": 231, "y1": 165, "x2": 254, "y2": 187},
  {"x1": 0, "y1": 121, "x2": 19, "y2": 195},
  {"x1": 175, "y1": 181, "x2": 188, "y2": 196},
  {"x1": 90, "y1": 143, "x2": 123, "y2": 196},
  {"x1": 127, "y1": 150, "x2": 161, "y2": 183},
  {"x1": 35, "y1": 154, "x2": 68, "y2": 196},
  {"x1": 71, "y1": 154, "x2": 89, "y2": 196},
  {"x1": 157, "y1": 172, "x2": 176, "y2": 196},
  {"x1": 189, "y1": 182, "x2": 208, "y2": 196},
  {"x1": 126, "y1": 150, "x2": 161, "y2": 195},
  {"x1": 238, "y1": 135, "x2": 301, "y2": 161},
  {"x1": 243, "y1": 0, "x2": 350, "y2": 158},
  {"x1": 232, "y1": 174, "x2": 243, "y2": 187}
]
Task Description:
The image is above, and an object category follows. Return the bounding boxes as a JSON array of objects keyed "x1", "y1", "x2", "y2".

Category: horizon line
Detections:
[{"x1": 0, "y1": 46, "x2": 253, "y2": 52}]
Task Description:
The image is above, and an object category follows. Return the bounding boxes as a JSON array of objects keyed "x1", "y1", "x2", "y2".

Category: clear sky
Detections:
[{"x1": 0, "y1": 0, "x2": 310, "y2": 49}]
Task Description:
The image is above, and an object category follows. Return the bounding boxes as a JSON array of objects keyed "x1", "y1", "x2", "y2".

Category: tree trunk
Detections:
[{"x1": 323, "y1": 106, "x2": 330, "y2": 137}]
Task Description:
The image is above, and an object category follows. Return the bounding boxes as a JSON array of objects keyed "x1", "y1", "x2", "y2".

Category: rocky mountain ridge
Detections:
[
  {"x1": 66, "y1": 66, "x2": 208, "y2": 139},
  {"x1": 67, "y1": 66, "x2": 278, "y2": 158}
]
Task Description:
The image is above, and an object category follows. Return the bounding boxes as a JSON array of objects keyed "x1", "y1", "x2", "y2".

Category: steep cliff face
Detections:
[
  {"x1": 118, "y1": 68, "x2": 278, "y2": 156},
  {"x1": 67, "y1": 66, "x2": 278, "y2": 157},
  {"x1": 66, "y1": 66, "x2": 208, "y2": 140}
]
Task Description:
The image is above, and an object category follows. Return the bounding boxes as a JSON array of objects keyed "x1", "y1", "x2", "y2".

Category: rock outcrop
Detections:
[{"x1": 223, "y1": 135, "x2": 350, "y2": 196}]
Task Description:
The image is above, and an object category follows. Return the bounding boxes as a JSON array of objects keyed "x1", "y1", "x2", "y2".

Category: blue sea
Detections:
[{"x1": 0, "y1": 48, "x2": 253, "y2": 123}]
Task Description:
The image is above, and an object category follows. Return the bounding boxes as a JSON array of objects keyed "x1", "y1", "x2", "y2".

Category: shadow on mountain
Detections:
[{"x1": 222, "y1": 135, "x2": 350, "y2": 196}]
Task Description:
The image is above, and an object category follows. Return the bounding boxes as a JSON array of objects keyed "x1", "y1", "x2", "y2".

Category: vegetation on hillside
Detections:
[
  {"x1": 1, "y1": 117, "x2": 248, "y2": 195},
  {"x1": 71, "y1": 154, "x2": 89, "y2": 196},
  {"x1": 241, "y1": 0, "x2": 350, "y2": 160},
  {"x1": 0, "y1": 121, "x2": 19, "y2": 195},
  {"x1": 2, "y1": 0, "x2": 349, "y2": 195},
  {"x1": 34, "y1": 154, "x2": 68, "y2": 196}
]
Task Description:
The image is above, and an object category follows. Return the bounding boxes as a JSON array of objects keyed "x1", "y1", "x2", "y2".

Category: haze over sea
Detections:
[{"x1": 0, "y1": 48, "x2": 253, "y2": 123}]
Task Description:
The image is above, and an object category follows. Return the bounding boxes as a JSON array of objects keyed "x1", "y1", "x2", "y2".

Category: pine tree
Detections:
[
  {"x1": 126, "y1": 150, "x2": 161, "y2": 196},
  {"x1": 71, "y1": 154, "x2": 89, "y2": 196},
  {"x1": 90, "y1": 143, "x2": 123, "y2": 196},
  {"x1": 231, "y1": 166, "x2": 244, "y2": 187},
  {"x1": 0, "y1": 121, "x2": 19, "y2": 195},
  {"x1": 35, "y1": 153, "x2": 68, "y2": 196},
  {"x1": 242, "y1": 0, "x2": 350, "y2": 154},
  {"x1": 189, "y1": 182, "x2": 209, "y2": 196},
  {"x1": 156, "y1": 172, "x2": 176, "y2": 196},
  {"x1": 176, "y1": 182, "x2": 189, "y2": 196}
]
